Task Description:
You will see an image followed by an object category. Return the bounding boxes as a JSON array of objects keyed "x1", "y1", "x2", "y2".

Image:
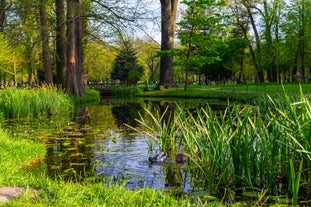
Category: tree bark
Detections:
[
  {"x1": 66, "y1": 0, "x2": 84, "y2": 96},
  {"x1": 242, "y1": 0, "x2": 264, "y2": 82},
  {"x1": 0, "y1": 0, "x2": 5, "y2": 32},
  {"x1": 39, "y1": 0, "x2": 53, "y2": 84},
  {"x1": 55, "y1": 0, "x2": 67, "y2": 86},
  {"x1": 158, "y1": 0, "x2": 178, "y2": 89}
]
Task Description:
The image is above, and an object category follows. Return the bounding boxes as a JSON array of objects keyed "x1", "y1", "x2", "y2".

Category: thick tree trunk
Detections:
[
  {"x1": 56, "y1": 0, "x2": 66, "y2": 86},
  {"x1": 158, "y1": 0, "x2": 178, "y2": 89},
  {"x1": 75, "y1": 0, "x2": 84, "y2": 92},
  {"x1": 0, "y1": 0, "x2": 5, "y2": 32},
  {"x1": 39, "y1": 0, "x2": 53, "y2": 84},
  {"x1": 66, "y1": 0, "x2": 84, "y2": 96}
]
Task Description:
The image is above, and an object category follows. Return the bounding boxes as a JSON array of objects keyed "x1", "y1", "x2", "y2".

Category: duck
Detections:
[
  {"x1": 148, "y1": 152, "x2": 167, "y2": 163},
  {"x1": 175, "y1": 152, "x2": 187, "y2": 163}
]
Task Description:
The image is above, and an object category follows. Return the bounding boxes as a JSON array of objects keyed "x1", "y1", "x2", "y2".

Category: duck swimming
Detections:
[
  {"x1": 175, "y1": 152, "x2": 187, "y2": 163},
  {"x1": 148, "y1": 152, "x2": 167, "y2": 163}
]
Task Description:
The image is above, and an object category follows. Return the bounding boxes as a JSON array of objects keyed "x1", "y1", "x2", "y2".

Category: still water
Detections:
[{"x1": 4, "y1": 98, "x2": 216, "y2": 192}]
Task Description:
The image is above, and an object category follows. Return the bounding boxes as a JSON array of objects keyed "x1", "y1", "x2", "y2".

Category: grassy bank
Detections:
[
  {"x1": 0, "y1": 128, "x2": 215, "y2": 206},
  {"x1": 70, "y1": 88, "x2": 101, "y2": 104},
  {"x1": 134, "y1": 82, "x2": 311, "y2": 102}
]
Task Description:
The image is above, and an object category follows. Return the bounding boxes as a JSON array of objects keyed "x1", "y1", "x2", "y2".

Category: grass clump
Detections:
[
  {"x1": 0, "y1": 128, "x2": 47, "y2": 187},
  {"x1": 8, "y1": 182, "x2": 202, "y2": 207},
  {"x1": 113, "y1": 86, "x2": 143, "y2": 97},
  {"x1": 0, "y1": 85, "x2": 73, "y2": 118},
  {"x1": 70, "y1": 88, "x2": 100, "y2": 104}
]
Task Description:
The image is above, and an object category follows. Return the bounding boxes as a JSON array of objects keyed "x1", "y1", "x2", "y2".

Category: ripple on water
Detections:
[{"x1": 93, "y1": 133, "x2": 189, "y2": 191}]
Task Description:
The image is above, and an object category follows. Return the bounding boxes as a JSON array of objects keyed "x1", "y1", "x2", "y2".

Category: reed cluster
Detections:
[
  {"x1": 136, "y1": 92, "x2": 311, "y2": 204},
  {"x1": 0, "y1": 85, "x2": 73, "y2": 118}
]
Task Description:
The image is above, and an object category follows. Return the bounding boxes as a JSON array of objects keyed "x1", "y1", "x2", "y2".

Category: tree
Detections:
[
  {"x1": 282, "y1": 0, "x2": 311, "y2": 82},
  {"x1": 66, "y1": 0, "x2": 84, "y2": 96},
  {"x1": 55, "y1": 0, "x2": 66, "y2": 86},
  {"x1": 177, "y1": 0, "x2": 227, "y2": 90},
  {"x1": 134, "y1": 38, "x2": 160, "y2": 84},
  {"x1": 84, "y1": 41, "x2": 116, "y2": 82},
  {"x1": 158, "y1": 0, "x2": 178, "y2": 89},
  {"x1": 0, "y1": 0, "x2": 5, "y2": 32},
  {"x1": 39, "y1": 0, "x2": 53, "y2": 84},
  {"x1": 111, "y1": 41, "x2": 144, "y2": 85}
]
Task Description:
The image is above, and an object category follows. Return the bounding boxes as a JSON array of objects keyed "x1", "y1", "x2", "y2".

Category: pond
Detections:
[{"x1": 3, "y1": 98, "x2": 220, "y2": 194}]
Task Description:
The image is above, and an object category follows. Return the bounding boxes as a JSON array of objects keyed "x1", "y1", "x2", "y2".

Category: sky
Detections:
[{"x1": 133, "y1": 1, "x2": 185, "y2": 44}]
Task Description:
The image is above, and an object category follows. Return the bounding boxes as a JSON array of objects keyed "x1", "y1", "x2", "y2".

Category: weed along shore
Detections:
[{"x1": 1, "y1": 85, "x2": 311, "y2": 206}]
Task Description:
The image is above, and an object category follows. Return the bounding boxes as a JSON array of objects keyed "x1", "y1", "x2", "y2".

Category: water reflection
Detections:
[
  {"x1": 4, "y1": 99, "x2": 212, "y2": 192},
  {"x1": 45, "y1": 123, "x2": 95, "y2": 181},
  {"x1": 111, "y1": 102, "x2": 143, "y2": 128},
  {"x1": 44, "y1": 99, "x2": 197, "y2": 191}
]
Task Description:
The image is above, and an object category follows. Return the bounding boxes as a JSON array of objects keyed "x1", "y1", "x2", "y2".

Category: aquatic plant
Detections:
[
  {"x1": 127, "y1": 106, "x2": 179, "y2": 156},
  {"x1": 0, "y1": 84, "x2": 73, "y2": 118},
  {"x1": 133, "y1": 91, "x2": 311, "y2": 205}
]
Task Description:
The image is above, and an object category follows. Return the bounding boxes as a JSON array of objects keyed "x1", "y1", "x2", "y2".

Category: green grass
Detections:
[
  {"x1": 0, "y1": 128, "x2": 47, "y2": 187},
  {"x1": 0, "y1": 85, "x2": 73, "y2": 118},
  {"x1": 70, "y1": 88, "x2": 101, "y2": 104},
  {"x1": 113, "y1": 86, "x2": 144, "y2": 97},
  {"x1": 135, "y1": 82, "x2": 311, "y2": 102}
]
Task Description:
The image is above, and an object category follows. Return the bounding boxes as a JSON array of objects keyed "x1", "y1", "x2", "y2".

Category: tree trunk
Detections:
[
  {"x1": 158, "y1": 0, "x2": 178, "y2": 89},
  {"x1": 243, "y1": 0, "x2": 264, "y2": 82},
  {"x1": 263, "y1": 1, "x2": 277, "y2": 82},
  {"x1": 75, "y1": 0, "x2": 84, "y2": 92},
  {"x1": 66, "y1": 0, "x2": 84, "y2": 96},
  {"x1": 55, "y1": 0, "x2": 66, "y2": 86},
  {"x1": 299, "y1": 0, "x2": 306, "y2": 82},
  {"x1": 39, "y1": 0, "x2": 53, "y2": 84},
  {"x1": 0, "y1": 0, "x2": 5, "y2": 32}
]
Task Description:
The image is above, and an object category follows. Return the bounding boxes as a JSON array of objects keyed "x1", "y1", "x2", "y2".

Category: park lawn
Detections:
[{"x1": 138, "y1": 82, "x2": 311, "y2": 101}]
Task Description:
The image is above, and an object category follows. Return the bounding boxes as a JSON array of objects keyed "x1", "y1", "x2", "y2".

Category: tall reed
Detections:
[
  {"x1": 0, "y1": 85, "x2": 73, "y2": 118},
  {"x1": 127, "y1": 106, "x2": 179, "y2": 156},
  {"x1": 133, "y1": 90, "x2": 311, "y2": 204}
]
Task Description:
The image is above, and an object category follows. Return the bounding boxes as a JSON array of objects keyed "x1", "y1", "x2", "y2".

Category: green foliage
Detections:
[
  {"x1": 0, "y1": 85, "x2": 73, "y2": 118},
  {"x1": 176, "y1": 0, "x2": 231, "y2": 88},
  {"x1": 70, "y1": 88, "x2": 100, "y2": 104},
  {"x1": 111, "y1": 42, "x2": 144, "y2": 85},
  {"x1": 113, "y1": 86, "x2": 143, "y2": 97},
  {"x1": 84, "y1": 41, "x2": 116, "y2": 82},
  {"x1": 134, "y1": 38, "x2": 161, "y2": 83},
  {"x1": 0, "y1": 33, "x2": 24, "y2": 82}
]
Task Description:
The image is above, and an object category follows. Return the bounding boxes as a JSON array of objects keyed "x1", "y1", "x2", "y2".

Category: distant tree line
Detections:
[{"x1": 0, "y1": 0, "x2": 310, "y2": 94}]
